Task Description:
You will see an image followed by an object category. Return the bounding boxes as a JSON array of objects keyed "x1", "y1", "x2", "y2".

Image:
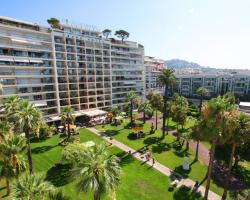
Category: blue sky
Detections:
[{"x1": 1, "y1": 0, "x2": 250, "y2": 69}]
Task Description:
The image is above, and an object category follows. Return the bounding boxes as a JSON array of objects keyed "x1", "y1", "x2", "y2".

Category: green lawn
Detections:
[
  {"x1": 0, "y1": 129, "x2": 203, "y2": 200},
  {"x1": 96, "y1": 119, "x2": 225, "y2": 196}
]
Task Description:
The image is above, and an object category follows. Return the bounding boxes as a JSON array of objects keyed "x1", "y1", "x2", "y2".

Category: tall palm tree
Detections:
[
  {"x1": 60, "y1": 106, "x2": 75, "y2": 138},
  {"x1": 221, "y1": 112, "x2": 250, "y2": 200},
  {"x1": 138, "y1": 100, "x2": 152, "y2": 123},
  {"x1": 200, "y1": 96, "x2": 236, "y2": 200},
  {"x1": 149, "y1": 93, "x2": 163, "y2": 129},
  {"x1": 158, "y1": 68, "x2": 176, "y2": 138},
  {"x1": 126, "y1": 91, "x2": 138, "y2": 126},
  {"x1": 196, "y1": 87, "x2": 209, "y2": 114},
  {"x1": 0, "y1": 134, "x2": 27, "y2": 195},
  {"x1": 11, "y1": 173, "x2": 55, "y2": 200},
  {"x1": 69, "y1": 143, "x2": 121, "y2": 200},
  {"x1": 14, "y1": 100, "x2": 43, "y2": 175},
  {"x1": 191, "y1": 119, "x2": 203, "y2": 161}
]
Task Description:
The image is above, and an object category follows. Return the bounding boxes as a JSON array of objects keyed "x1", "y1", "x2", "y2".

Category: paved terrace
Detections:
[{"x1": 88, "y1": 127, "x2": 221, "y2": 200}]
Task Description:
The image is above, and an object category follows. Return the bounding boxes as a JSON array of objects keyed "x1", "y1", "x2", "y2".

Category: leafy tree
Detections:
[
  {"x1": 191, "y1": 119, "x2": 203, "y2": 160},
  {"x1": 199, "y1": 96, "x2": 236, "y2": 200},
  {"x1": 47, "y1": 17, "x2": 60, "y2": 29},
  {"x1": 149, "y1": 93, "x2": 163, "y2": 130},
  {"x1": 221, "y1": 112, "x2": 250, "y2": 200},
  {"x1": 138, "y1": 100, "x2": 152, "y2": 123},
  {"x1": 110, "y1": 107, "x2": 121, "y2": 125},
  {"x1": 14, "y1": 100, "x2": 43, "y2": 175},
  {"x1": 102, "y1": 29, "x2": 111, "y2": 39},
  {"x1": 126, "y1": 91, "x2": 138, "y2": 126},
  {"x1": 66, "y1": 143, "x2": 121, "y2": 200},
  {"x1": 11, "y1": 173, "x2": 55, "y2": 200},
  {"x1": 114, "y1": 30, "x2": 129, "y2": 43},
  {"x1": 182, "y1": 131, "x2": 192, "y2": 150},
  {"x1": 4, "y1": 96, "x2": 22, "y2": 127},
  {"x1": 0, "y1": 120, "x2": 12, "y2": 141},
  {"x1": 60, "y1": 106, "x2": 75, "y2": 139},
  {"x1": 158, "y1": 68, "x2": 176, "y2": 138},
  {"x1": 37, "y1": 123, "x2": 56, "y2": 139}
]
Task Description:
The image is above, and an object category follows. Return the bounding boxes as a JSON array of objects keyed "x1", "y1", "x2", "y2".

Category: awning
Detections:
[
  {"x1": 81, "y1": 109, "x2": 107, "y2": 117},
  {"x1": 0, "y1": 57, "x2": 13, "y2": 62},
  {"x1": 29, "y1": 59, "x2": 43, "y2": 63},
  {"x1": 11, "y1": 38, "x2": 42, "y2": 45},
  {"x1": 49, "y1": 116, "x2": 61, "y2": 121},
  {"x1": 74, "y1": 111, "x2": 84, "y2": 117},
  {"x1": 239, "y1": 102, "x2": 250, "y2": 107},
  {"x1": 33, "y1": 101, "x2": 47, "y2": 107},
  {"x1": 14, "y1": 58, "x2": 29, "y2": 63}
]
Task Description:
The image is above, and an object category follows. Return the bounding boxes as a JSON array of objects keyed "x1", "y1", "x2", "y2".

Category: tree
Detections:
[
  {"x1": 47, "y1": 17, "x2": 60, "y2": 29},
  {"x1": 0, "y1": 120, "x2": 12, "y2": 141},
  {"x1": 191, "y1": 119, "x2": 203, "y2": 161},
  {"x1": 149, "y1": 93, "x2": 163, "y2": 130},
  {"x1": 0, "y1": 83, "x2": 2, "y2": 104},
  {"x1": 126, "y1": 91, "x2": 138, "y2": 127},
  {"x1": 64, "y1": 143, "x2": 121, "y2": 200},
  {"x1": 196, "y1": 87, "x2": 209, "y2": 114},
  {"x1": 158, "y1": 68, "x2": 176, "y2": 138},
  {"x1": 138, "y1": 101, "x2": 152, "y2": 123},
  {"x1": 12, "y1": 173, "x2": 55, "y2": 200},
  {"x1": 110, "y1": 107, "x2": 121, "y2": 125},
  {"x1": 170, "y1": 95, "x2": 188, "y2": 141},
  {"x1": 0, "y1": 134, "x2": 27, "y2": 195},
  {"x1": 14, "y1": 100, "x2": 43, "y2": 175},
  {"x1": 114, "y1": 30, "x2": 129, "y2": 43},
  {"x1": 60, "y1": 106, "x2": 75, "y2": 139},
  {"x1": 221, "y1": 112, "x2": 250, "y2": 200},
  {"x1": 199, "y1": 95, "x2": 236, "y2": 200},
  {"x1": 102, "y1": 29, "x2": 111, "y2": 39},
  {"x1": 182, "y1": 131, "x2": 192, "y2": 150}
]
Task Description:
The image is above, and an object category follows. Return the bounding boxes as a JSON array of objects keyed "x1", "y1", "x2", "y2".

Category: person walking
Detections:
[{"x1": 152, "y1": 157, "x2": 155, "y2": 166}]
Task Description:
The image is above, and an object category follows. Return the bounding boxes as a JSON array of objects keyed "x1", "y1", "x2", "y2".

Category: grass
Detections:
[
  {"x1": 0, "y1": 129, "x2": 203, "y2": 200},
  {"x1": 96, "y1": 119, "x2": 226, "y2": 196}
]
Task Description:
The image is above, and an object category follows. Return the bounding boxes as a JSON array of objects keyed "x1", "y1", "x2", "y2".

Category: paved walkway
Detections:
[{"x1": 88, "y1": 127, "x2": 221, "y2": 200}]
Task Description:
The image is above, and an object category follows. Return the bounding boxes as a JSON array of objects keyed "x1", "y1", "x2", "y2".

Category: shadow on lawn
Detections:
[
  {"x1": 152, "y1": 142, "x2": 171, "y2": 154},
  {"x1": 46, "y1": 163, "x2": 74, "y2": 187},
  {"x1": 173, "y1": 185, "x2": 203, "y2": 200},
  {"x1": 32, "y1": 145, "x2": 57, "y2": 154},
  {"x1": 115, "y1": 151, "x2": 135, "y2": 166},
  {"x1": 105, "y1": 130, "x2": 120, "y2": 137}
]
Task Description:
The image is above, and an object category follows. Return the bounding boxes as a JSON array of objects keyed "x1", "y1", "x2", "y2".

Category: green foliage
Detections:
[
  {"x1": 114, "y1": 29, "x2": 129, "y2": 42},
  {"x1": 102, "y1": 29, "x2": 111, "y2": 39},
  {"x1": 47, "y1": 17, "x2": 60, "y2": 28}
]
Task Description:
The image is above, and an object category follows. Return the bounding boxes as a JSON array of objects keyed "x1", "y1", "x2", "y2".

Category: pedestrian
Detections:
[{"x1": 152, "y1": 157, "x2": 155, "y2": 166}]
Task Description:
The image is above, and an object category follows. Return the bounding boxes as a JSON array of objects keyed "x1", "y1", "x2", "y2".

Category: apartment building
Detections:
[
  {"x1": 144, "y1": 56, "x2": 164, "y2": 95},
  {"x1": 0, "y1": 16, "x2": 144, "y2": 120},
  {"x1": 175, "y1": 74, "x2": 250, "y2": 99}
]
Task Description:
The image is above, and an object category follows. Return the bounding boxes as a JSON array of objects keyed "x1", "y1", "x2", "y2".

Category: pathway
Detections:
[
  {"x1": 88, "y1": 127, "x2": 221, "y2": 200},
  {"x1": 139, "y1": 113, "x2": 210, "y2": 165}
]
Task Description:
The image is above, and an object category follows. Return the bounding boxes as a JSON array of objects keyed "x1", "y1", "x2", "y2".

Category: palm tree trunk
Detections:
[
  {"x1": 6, "y1": 178, "x2": 10, "y2": 196},
  {"x1": 130, "y1": 101, "x2": 133, "y2": 126},
  {"x1": 155, "y1": 110, "x2": 158, "y2": 129},
  {"x1": 162, "y1": 86, "x2": 168, "y2": 138},
  {"x1": 67, "y1": 122, "x2": 70, "y2": 138},
  {"x1": 221, "y1": 143, "x2": 236, "y2": 200},
  {"x1": 143, "y1": 112, "x2": 146, "y2": 123},
  {"x1": 186, "y1": 140, "x2": 189, "y2": 150},
  {"x1": 204, "y1": 139, "x2": 216, "y2": 200},
  {"x1": 195, "y1": 140, "x2": 199, "y2": 160},
  {"x1": 94, "y1": 191, "x2": 100, "y2": 200},
  {"x1": 25, "y1": 129, "x2": 34, "y2": 175}
]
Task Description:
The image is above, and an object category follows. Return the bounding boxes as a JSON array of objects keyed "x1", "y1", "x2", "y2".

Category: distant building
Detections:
[
  {"x1": 174, "y1": 74, "x2": 250, "y2": 100},
  {"x1": 144, "y1": 56, "x2": 165, "y2": 95}
]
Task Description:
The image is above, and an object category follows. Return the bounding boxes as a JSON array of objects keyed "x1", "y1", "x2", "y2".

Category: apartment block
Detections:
[
  {"x1": 144, "y1": 56, "x2": 164, "y2": 95},
  {"x1": 175, "y1": 74, "x2": 250, "y2": 99},
  {"x1": 0, "y1": 16, "x2": 144, "y2": 120}
]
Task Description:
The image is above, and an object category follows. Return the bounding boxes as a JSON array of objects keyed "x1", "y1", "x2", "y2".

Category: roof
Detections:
[
  {"x1": 0, "y1": 16, "x2": 37, "y2": 26},
  {"x1": 81, "y1": 109, "x2": 107, "y2": 117}
]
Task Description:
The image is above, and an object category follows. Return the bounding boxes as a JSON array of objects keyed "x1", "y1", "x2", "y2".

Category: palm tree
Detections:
[
  {"x1": 69, "y1": 143, "x2": 121, "y2": 200},
  {"x1": 221, "y1": 112, "x2": 250, "y2": 200},
  {"x1": 0, "y1": 134, "x2": 27, "y2": 195},
  {"x1": 196, "y1": 87, "x2": 209, "y2": 114},
  {"x1": 158, "y1": 68, "x2": 176, "y2": 138},
  {"x1": 126, "y1": 91, "x2": 138, "y2": 127},
  {"x1": 12, "y1": 173, "x2": 55, "y2": 200},
  {"x1": 191, "y1": 119, "x2": 203, "y2": 161},
  {"x1": 138, "y1": 101, "x2": 152, "y2": 123},
  {"x1": 60, "y1": 106, "x2": 75, "y2": 138},
  {"x1": 0, "y1": 83, "x2": 3, "y2": 104},
  {"x1": 200, "y1": 96, "x2": 236, "y2": 200},
  {"x1": 149, "y1": 93, "x2": 163, "y2": 129},
  {"x1": 0, "y1": 120, "x2": 12, "y2": 141},
  {"x1": 14, "y1": 100, "x2": 43, "y2": 175}
]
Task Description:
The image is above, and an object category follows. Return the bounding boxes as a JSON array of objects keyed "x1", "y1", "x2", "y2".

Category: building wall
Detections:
[
  {"x1": 175, "y1": 75, "x2": 250, "y2": 99},
  {"x1": 0, "y1": 17, "x2": 145, "y2": 119}
]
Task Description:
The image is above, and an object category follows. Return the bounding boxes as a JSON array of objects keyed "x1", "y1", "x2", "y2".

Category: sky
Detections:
[{"x1": 1, "y1": 0, "x2": 250, "y2": 69}]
